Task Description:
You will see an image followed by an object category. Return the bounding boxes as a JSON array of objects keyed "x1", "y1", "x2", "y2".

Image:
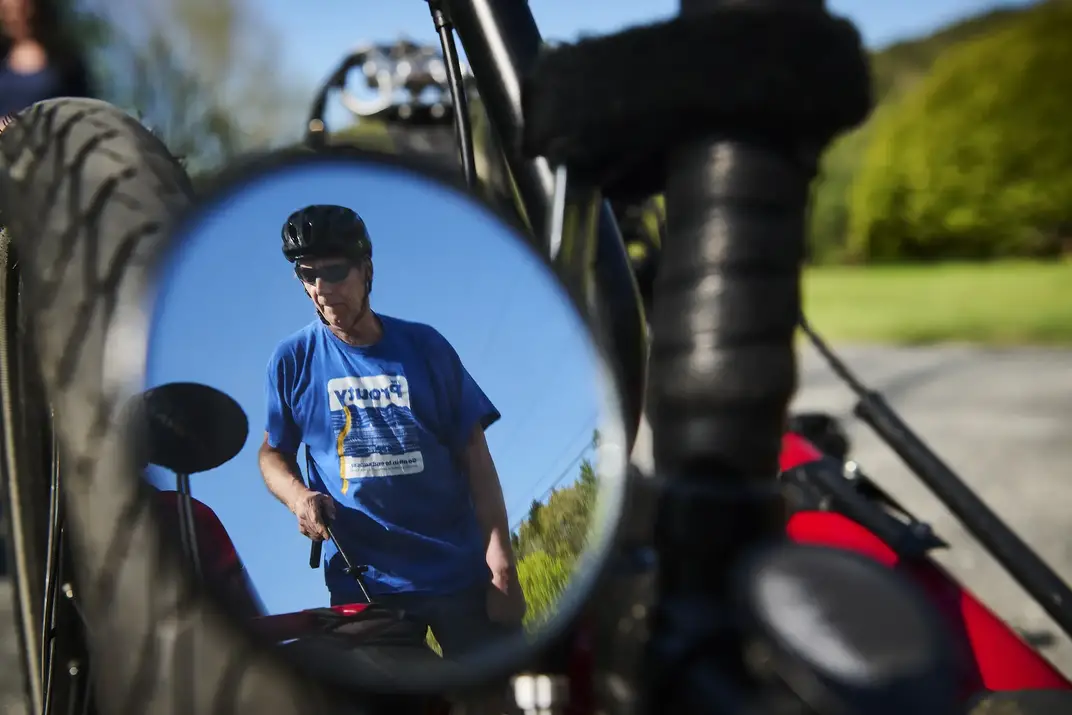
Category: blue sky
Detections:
[
  {"x1": 145, "y1": 161, "x2": 604, "y2": 615},
  {"x1": 247, "y1": 0, "x2": 1038, "y2": 133}
]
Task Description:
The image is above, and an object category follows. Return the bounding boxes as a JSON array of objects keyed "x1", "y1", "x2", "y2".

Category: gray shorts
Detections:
[{"x1": 332, "y1": 583, "x2": 521, "y2": 660}]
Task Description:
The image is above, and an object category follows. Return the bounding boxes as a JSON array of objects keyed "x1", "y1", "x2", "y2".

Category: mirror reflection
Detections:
[{"x1": 140, "y1": 156, "x2": 621, "y2": 678}]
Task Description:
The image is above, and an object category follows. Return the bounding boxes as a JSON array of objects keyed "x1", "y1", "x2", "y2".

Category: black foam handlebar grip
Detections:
[{"x1": 651, "y1": 139, "x2": 808, "y2": 481}]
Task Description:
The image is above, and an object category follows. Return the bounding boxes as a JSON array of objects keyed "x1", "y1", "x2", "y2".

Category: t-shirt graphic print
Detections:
[{"x1": 327, "y1": 373, "x2": 424, "y2": 492}]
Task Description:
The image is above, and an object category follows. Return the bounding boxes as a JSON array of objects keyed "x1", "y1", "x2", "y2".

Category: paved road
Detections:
[
  {"x1": 2, "y1": 344, "x2": 1071, "y2": 710},
  {"x1": 633, "y1": 344, "x2": 1072, "y2": 674}
]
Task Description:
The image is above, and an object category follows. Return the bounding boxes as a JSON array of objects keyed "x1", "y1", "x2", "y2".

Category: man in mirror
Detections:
[{"x1": 257, "y1": 204, "x2": 526, "y2": 661}]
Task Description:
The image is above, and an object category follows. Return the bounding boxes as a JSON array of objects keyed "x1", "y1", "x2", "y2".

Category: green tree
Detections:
[
  {"x1": 806, "y1": 124, "x2": 872, "y2": 263},
  {"x1": 801, "y1": 1, "x2": 1050, "y2": 264},
  {"x1": 848, "y1": 0, "x2": 1072, "y2": 261},
  {"x1": 511, "y1": 430, "x2": 601, "y2": 627},
  {"x1": 518, "y1": 461, "x2": 598, "y2": 566},
  {"x1": 94, "y1": 0, "x2": 303, "y2": 171},
  {"x1": 516, "y1": 550, "x2": 573, "y2": 628}
]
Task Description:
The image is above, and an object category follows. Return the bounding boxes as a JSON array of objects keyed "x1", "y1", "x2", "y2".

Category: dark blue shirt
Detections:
[
  {"x1": 264, "y1": 314, "x2": 499, "y2": 601},
  {"x1": 0, "y1": 65, "x2": 63, "y2": 117}
]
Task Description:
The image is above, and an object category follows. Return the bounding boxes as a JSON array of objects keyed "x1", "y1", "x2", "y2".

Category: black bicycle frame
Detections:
[{"x1": 446, "y1": 0, "x2": 649, "y2": 447}]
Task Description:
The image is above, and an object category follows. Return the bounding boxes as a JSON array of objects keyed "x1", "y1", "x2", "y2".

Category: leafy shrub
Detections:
[
  {"x1": 516, "y1": 550, "x2": 573, "y2": 628},
  {"x1": 848, "y1": 1, "x2": 1072, "y2": 261}
]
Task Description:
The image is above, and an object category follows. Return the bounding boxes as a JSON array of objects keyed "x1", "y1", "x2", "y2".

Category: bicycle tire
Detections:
[
  {"x1": 0, "y1": 224, "x2": 52, "y2": 715},
  {"x1": 0, "y1": 98, "x2": 370, "y2": 715}
]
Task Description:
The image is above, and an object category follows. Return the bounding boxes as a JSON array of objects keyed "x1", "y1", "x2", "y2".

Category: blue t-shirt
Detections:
[
  {"x1": 264, "y1": 314, "x2": 500, "y2": 601},
  {"x1": 0, "y1": 66, "x2": 63, "y2": 117}
]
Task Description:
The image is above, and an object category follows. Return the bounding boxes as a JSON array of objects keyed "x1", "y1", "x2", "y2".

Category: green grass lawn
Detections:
[{"x1": 802, "y1": 260, "x2": 1072, "y2": 345}]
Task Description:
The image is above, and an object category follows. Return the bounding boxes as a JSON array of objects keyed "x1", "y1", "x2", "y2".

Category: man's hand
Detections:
[
  {"x1": 487, "y1": 570, "x2": 527, "y2": 625},
  {"x1": 486, "y1": 539, "x2": 526, "y2": 624},
  {"x1": 292, "y1": 490, "x2": 335, "y2": 541},
  {"x1": 460, "y1": 424, "x2": 527, "y2": 625}
]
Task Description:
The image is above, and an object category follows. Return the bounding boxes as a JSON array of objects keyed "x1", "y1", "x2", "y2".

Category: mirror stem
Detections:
[{"x1": 175, "y1": 473, "x2": 203, "y2": 584}]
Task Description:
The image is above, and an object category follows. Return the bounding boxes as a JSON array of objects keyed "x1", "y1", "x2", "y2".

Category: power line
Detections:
[
  {"x1": 505, "y1": 411, "x2": 596, "y2": 518},
  {"x1": 492, "y1": 327, "x2": 583, "y2": 450},
  {"x1": 510, "y1": 440, "x2": 596, "y2": 532}
]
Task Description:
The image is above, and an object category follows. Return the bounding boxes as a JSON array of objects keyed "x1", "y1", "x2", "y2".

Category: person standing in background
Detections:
[{"x1": 0, "y1": 0, "x2": 94, "y2": 117}]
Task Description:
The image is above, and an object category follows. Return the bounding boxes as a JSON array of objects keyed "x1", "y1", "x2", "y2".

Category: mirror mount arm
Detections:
[{"x1": 173, "y1": 472, "x2": 204, "y2": 584}]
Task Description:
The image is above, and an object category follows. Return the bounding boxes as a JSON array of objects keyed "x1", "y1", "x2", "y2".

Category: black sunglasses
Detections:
[{"x1": 294, "y1": 262, "x2": 353, "y2": 285}]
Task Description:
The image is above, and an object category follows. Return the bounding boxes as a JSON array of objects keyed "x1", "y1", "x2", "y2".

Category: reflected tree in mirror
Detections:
[{"x1": 514, "y1": 429, "x2": 600, "y2": 628}]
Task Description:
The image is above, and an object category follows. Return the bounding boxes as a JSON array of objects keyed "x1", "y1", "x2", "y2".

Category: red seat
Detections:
[{"x1": 153, "y1": 490, "x2": 263, "y2": 617}]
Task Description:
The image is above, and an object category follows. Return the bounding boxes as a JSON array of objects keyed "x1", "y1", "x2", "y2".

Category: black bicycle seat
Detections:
[{"x1": 137, "y1": 381, "x2": 249, "y2": 474}]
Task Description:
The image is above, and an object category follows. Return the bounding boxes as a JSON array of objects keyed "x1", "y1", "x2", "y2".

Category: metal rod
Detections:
[
  {"x1": 430, "y1": 0, "x2": 478, "y2": 188},
  {"x1": 449, "y1": 0, "x2": 648, "y2": 446},
  {"x1": 41, "y1": 643, "x2": 55, "y2": 715},
  {"x1": 326, "y1": 524, "x2": 373, "y2": 604},
  {"x1": 854, "y1": 394, "x2": 1072, "y2": 637},
  {"x1": 173, "y1": 479, "x2": 191, "y2": 563},
  {"x1": 40, "y1": 533, "x2": 63, "y2": 715},
  {"x1": 64, "y1": 661, "x2": 81, "y2": 715},
  {"x1": 39, "y1": 431, "x2": 62, "y2": 689},
  {"x1": 175, "y1": 474, "x2": 202, "y2": 582},
  {"x1": 447, "y1": 0, "x2": 556, "y2": 245},
  {"x1": 301, "y1": 450, "x2": 370, "y2": 603},
  {"x1": 547, "y1": 165, "x2": 568, "y2": 261}
]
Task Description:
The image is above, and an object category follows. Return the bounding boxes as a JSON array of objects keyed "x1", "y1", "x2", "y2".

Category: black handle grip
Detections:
[
  {"x1": 307, "y1": 496, "x2": 327, "y2": 569},
  {"x1": 652, "y1": 140, "x2": 806, "y2": 479},
  {"x1": 638, "y1": 3, "x2": 872, "y2": 709},
  {"x1": 651, "y1": 140, "x2": 811, "y2": 591},
  {"x1": 646, "y1": 138, "x2": 823, "y2": 713}
]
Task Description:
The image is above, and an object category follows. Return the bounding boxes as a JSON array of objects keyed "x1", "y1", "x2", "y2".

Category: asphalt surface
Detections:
[{"x1": 2, "y1": 344, "x2": 1071, "y2": 711}]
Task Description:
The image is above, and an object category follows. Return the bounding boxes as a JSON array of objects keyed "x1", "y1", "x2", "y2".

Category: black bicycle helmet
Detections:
[{"x1": 281, "y1": 204, "x2": 373, "y2": 263}]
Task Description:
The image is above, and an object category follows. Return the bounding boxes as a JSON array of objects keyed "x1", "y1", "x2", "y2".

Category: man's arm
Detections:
[
  {"x1": 258, "y1": 435, "x2": 333, "y2": 540},
  {"x1": 460, "y1": 424, "x2": 525, "y2": 619},
  {"x1": 258, "y1": 434, "x2": 309, "y2": 509},
  {"x1": 424, "y1": 325, "x2": 522, "y2": 618}
]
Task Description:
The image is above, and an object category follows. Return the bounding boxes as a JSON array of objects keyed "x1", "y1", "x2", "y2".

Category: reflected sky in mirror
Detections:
[{"x1": 145, "y1": 162, "x2": 604, "y2": 617}]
